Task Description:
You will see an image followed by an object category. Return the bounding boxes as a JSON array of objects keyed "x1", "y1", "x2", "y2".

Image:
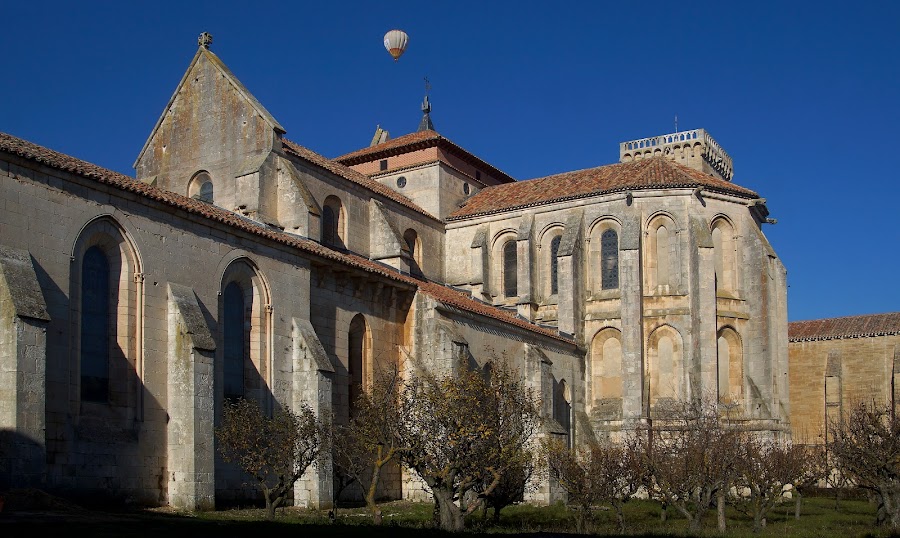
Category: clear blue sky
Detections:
[{"x1": 2, "y1": 1, "x2": 898, "y2": 321}]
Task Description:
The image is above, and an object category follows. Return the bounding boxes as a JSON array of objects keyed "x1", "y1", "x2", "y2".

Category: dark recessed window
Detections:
[
  {"x1": 463, "y1": 183, "x2": 471, "y2": 195},
  {"x1": 475, "y1": 170, "x2": 482, "y2": 181},
  {"x1": 550, "y1": 235, "x2": 562, "y2": 295},
  {"x1": 396, "y1": 176, "x2": 407, "y2": 188},
  {"x1": 81, "y1": 246, "x2": 110, "y2": 402},
  {"x1": 503, "y1": 240, "x2": 517, "y2": 298},
  {"x1": 379, "y1": 159, "x2": 388, "y2": 171}
]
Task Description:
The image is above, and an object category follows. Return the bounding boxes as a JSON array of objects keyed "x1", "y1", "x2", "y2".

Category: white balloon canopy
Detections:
[{"x1": 383, "y1": 29, "x2": 409, "y2": 61}]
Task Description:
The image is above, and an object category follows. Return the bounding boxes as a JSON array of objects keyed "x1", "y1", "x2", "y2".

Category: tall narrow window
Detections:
[
  {"x1": 322, "y1": 205, "x2": 336, "y2": 246},
  {"x1": 322, "y1": 196, "x2": 345, "y2": 248},
  {"x1": 348, "y1": 315, "x2": 369, "y2": 416},
  {"x1": 81, "y1": 246, "x2": 110, "y2": 402},
  {"x1": 600, "y1": 229, "x2": 619, "y2": 289},
  {"x1": 549, "y1": 235, "x2": 561, "y2": 295},
  {"x1": 404, "y1": 228, "x2": 422, "y2": 276},
  {"x1": 223, "y1": 282, "x2": 246, "y2": 401},
  {"x1": 656, "y1": 225, "x2": 670, "y2": 288},
  {"x1": 503, "y1": 239, "x2": 517, "y2": 298},
  {"x1": 554, "y1": 379, "x2": 572, "y2": 446}
]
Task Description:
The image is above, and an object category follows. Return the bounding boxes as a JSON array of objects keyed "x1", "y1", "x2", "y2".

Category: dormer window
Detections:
[{"x1": 379, "y1": 159, "x2": 388, "y2": 171}]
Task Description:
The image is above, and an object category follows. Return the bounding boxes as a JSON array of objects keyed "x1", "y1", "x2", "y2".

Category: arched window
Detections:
[
  {"x1": 72, "y1": 218, "x2": 141, "y2": 414},
  {"x1": 554, "y1": 378, "x2": 572, "y2": 446},
  {"x1": 322, "y1": 196, "x2": 345, "y2": 248},
  {"x1": 600, "y1": 229, "x2": 619, "y2": 290},
  {"x1": 646, "y1": 325, "x2": 683, "y2": 410},
  {"x1": 591, "y1": 329, "x2": 622, "y2": 401},
  {"x1": 646, "y1": 215, "x2": 678, "y2": 293},
  {"x1": 188, "y1": 171, "x2": 214, "y2": 203},
  {"x1": 717, "y1": 328, "x2": 743, "y2": 404},
  {"x1": 219, "y1": 259, "x2": 270, "y2": 407},
  {"x1": 348, "y1": 314, "x2": 371, "y2": 416},
  {"x1": 549, "y1": 235, "x2": 561, "y2": 295},
  {"x1": 711, "y1": 219, "x2": 736, "y2": 294},
  {"x1": 80, "y1": 246, "x2": 110, "y2": 402},
  {"x1": 404, "y1": 228, "x2": 422, "y2": 276},
  {"x1": 223, "y1": 281, "x2": 246, "y2": 401},
  {"x1": 656, "y1": 225, "x2": 670, "y2": 288},
  {"x1": 503, "y1": 239, "x2": 517, "y2": 299}
]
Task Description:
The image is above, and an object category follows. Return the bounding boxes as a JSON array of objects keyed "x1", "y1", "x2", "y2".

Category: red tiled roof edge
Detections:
[
  {"x1": 447, "y1": 158, "x2": 760, "y2": 221},
  {"x1": 0, "y1": 131, "x2": 570, "y2": 344},
  {"x1": 788, "y1": 312, "x2": 900, "y2": 342},
  {"x1": 281, "y1": 138, "x2": 439, "y2": 222},
  {"x1": 334, "y1": 130, "x2": 516, "y2": 184}
]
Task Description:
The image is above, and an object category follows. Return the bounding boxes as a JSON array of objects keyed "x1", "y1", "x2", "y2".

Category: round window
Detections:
[{"x1": 397, "y1": 176, "x2": 407, "y2": 188}]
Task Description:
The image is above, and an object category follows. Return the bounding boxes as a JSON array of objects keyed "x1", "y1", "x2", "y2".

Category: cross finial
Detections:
[{"x1": 198, "y1": 32, "x2": 213, "y2": 49}]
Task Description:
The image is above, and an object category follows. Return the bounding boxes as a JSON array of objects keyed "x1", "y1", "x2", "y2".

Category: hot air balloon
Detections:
[{"x1": 383, "y1": 29, "x2": 409, "y2": 61}]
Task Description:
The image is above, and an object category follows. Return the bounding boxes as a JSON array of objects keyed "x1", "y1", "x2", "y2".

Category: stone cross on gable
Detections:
[{"x1": 198, "y1": 32, "x2": 213, "y2": 49}]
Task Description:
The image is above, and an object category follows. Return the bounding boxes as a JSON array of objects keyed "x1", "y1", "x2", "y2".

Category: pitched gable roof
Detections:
[
  {"x1": 0, "y1": 131, "x2": 569, "y2": 345},
  {"x1": 789, "y1": 312, "x2": 900, "y2": 342},
  {"x1": 448, "y1": 157, "x2": 760, "y2": 220},
  {"x1": 281, "y1": 138, "x2": 438, "y2": 221},
  {"x1": 134, "y1": 47, "x2": 284, "y2": 168},
  {"x1": 335, "y1": 130, "x2": 516, "y2": 184}
]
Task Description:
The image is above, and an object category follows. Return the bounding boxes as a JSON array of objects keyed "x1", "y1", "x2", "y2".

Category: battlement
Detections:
[{"x1": 619, "y1": 128, "x2": 733, "y2": 181}]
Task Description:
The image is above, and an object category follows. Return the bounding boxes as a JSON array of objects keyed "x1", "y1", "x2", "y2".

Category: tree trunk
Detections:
[
  {"x1": 753, "y1": 512, "x2": 765, "y2": 533},
  {"x1": 366, "y1": 463, "x2": 383, "y2": 524},
  {"x1": 614, "y1": 504, "x2": 626, "y2": 534},
  {"x1": 794, "y1": 492, "x2": 802, "y2": 520},
  {"x1": 264, "y1": 495, "x2": 275, "y2": 520},
  {"x1": 492, "y1": 506, "x2": 501, "y2": 524},
  {"x1": 660, "y1": 500, "x2": 668, "y2": 522},
  {"x1": 433, "y1": 487, "x2": 465, "y2": 532},
  {"x1": 717, "y1": 491, "x2": 726, "y2": 533}
]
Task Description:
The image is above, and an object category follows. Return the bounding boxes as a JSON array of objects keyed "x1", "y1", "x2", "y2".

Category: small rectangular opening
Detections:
[
  {"x1": 475, "y1": 170, "x2": 482, "y2": 181},
  {"x1": 379, "y1": 159, "x2": 388, "y2": 171}
]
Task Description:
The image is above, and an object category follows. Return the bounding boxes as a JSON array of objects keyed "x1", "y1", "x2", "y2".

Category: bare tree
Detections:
[
  {"x1": 398, "y1": 362, "x2": 540, "y2": 532},
  {"x1": 827, "y1": 400, "x2": 900, "y2": 529},
  {"x1": 545, "y1": 434, "x2": 645, "y2": 534},
  {"x1": 644, "y1": 397, "x2": 745, "y2": 533},
  {"x1": 215, "y1": 399, "x2": 325, "y2": 520},
  {"x1": 731, "y1": 436, "x2": 817, "y2": 532},
  {"x1": 332, "y1": 366, "x2": 404, "y2": 524}
]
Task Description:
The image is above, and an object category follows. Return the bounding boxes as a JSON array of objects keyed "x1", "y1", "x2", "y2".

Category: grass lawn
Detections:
[{"x1": 0, "y1": 490, "x2": 893, "y2": 537}]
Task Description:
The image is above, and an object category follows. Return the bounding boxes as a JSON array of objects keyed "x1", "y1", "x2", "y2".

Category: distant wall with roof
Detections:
[{"x1": 788, "y1": 317, "x2": 900, "y2": 441}]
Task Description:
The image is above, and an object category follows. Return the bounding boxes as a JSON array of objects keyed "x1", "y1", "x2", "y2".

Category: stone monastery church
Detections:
[{"x1": 1, "y1": 35, "x2": 898, "y2": 509}]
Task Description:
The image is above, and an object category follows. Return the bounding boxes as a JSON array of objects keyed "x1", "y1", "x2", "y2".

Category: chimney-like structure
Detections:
[{"x1": 619, "y1": 129, "x2": 733, "y2": 181}]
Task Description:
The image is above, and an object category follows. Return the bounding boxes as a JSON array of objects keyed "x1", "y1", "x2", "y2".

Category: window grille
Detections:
[
  {"x1": 601, "y1": 229, "x2": 619, "y2": 289},
  {"x1": 503, "y1": 240, "x2": 517, "y2": 298},
  {"x1": 550, "y1": 235, "x2": 561, "y2": 295}
]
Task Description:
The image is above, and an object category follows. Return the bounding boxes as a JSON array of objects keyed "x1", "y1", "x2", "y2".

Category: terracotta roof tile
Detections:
[
  {"x1": 0, "y1": 131, "x2": 570, "y2": 344},
  {"x1": 334, "y1": 130, "x2": 516, "y2": 184},
  {"x1": 281, "y1": 138, "x2": 437, "y2": 221},
  {"x1": 448, "y1": 157, "x2": 760, "y2": 220},
  {"x1": 788, "y1": 312, "x2": 900, "y2": 342}
]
